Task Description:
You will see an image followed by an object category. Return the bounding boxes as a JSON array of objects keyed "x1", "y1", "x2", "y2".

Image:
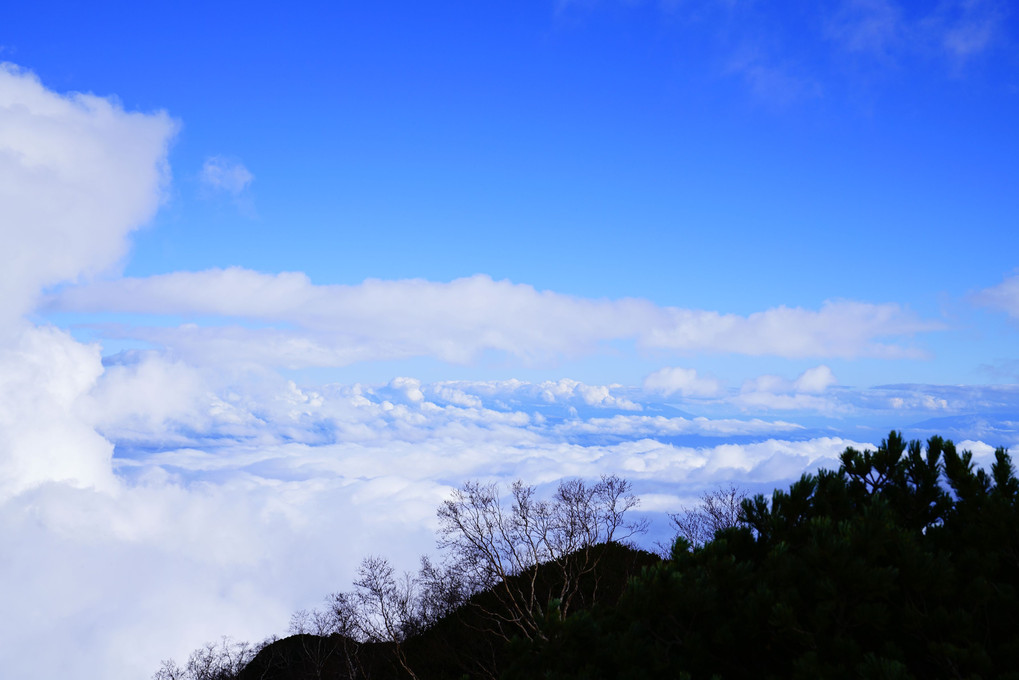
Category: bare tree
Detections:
[
  {"x1": 288, "y1": 606, "x2": 349, "y2": 680},
  {"x1": 349, "y1": 556, "x2": 420, "y2": 679},
  {"x1": 322, "y1": 591, "x2": 375, "y2": 680},
  {"x1": 152, "y1": 658, "x2": 187, "y2": 680},
  {"x1": 436, "y1": 474, "x2": 647, "y2": 643},
  {"x1": 670, "y1": 483, "x2": 748, "y2": 549},
  {"x1": 153, "y1": 637, "x2": 257, "y2": 680},
  {"x1": 296, "y1": 555, "x2": 474, "y2": 680},
  {"x1": 157, "y1": 475, "x2": 645, "y2": 680},
  {"x1": 413, "y1": 555, "x2": 470, "y2": 628}
]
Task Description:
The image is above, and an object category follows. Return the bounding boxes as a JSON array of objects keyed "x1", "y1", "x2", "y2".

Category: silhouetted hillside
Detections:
[{"x1": 238, "y1": 541, "x2": 659, "y2": 680}]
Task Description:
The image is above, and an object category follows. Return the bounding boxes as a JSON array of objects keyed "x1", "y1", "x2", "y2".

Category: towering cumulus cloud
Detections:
[{"x1": 0, "y1": 63, "x2": 176, "y2": 496}]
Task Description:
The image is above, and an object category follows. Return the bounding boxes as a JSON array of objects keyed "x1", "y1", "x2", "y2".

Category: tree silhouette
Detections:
[{"x1": 508, "y1": 432, "x2": 1019, "y2": 680}]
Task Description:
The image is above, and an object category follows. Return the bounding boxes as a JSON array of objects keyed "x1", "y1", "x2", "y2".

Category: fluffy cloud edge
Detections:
[{"x1": 0, "y1": 63, "x2": 177, "y2": 321}]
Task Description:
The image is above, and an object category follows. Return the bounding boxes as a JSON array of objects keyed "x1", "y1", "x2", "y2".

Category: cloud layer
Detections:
[
  {"x1": 6, "y1": 342, "x2": 924, "y2": 680},
  {"x1": 50, "y1": 268, "x2": 939, "y2": 366}
]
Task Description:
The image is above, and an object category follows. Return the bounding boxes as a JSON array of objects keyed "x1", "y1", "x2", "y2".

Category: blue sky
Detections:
[
  {"x1": 1, "y1": 2, "x2": 1018, "y2": 679},
  {"x1": 13, "y1": 0, "x2": 1019, "y2": 387}
]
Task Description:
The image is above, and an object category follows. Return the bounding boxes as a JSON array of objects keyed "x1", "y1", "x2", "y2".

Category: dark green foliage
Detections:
[{"x1": 507, "y1": 432, "x2": 1019, "y2": 680}]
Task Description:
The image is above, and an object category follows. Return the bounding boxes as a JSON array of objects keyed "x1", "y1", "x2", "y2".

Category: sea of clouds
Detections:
[{"x1": 3, "y1": 63, "x2": 1019, "y2": 680}]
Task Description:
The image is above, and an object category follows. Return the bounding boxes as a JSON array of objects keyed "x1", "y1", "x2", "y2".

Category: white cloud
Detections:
[
  {"x1": 957, "y1": 439, "x2": 997, "y2": 462},
  {"x1": 84, "y1": 353, "x2": 209, "y2": 436},
  {"x1": 390, "y1": 376, "x2": 425, "y2": 403},
  {"x1": 794, "y1": 365, "x2": 837, "y2": 393},
  {"x1": 537, "y1": 378, "x2": 642, "y2": 411},
  {"x1": 974, "y1": 272, "x2": 1019, "y2": 318},
  {"x1": 0, "y1": 475, "x2": 419, "y2": 680},
  {"x1": 642, "y1": 300, "x2": 935, "y2": 358},
  {"x1": 643, "y1": 366, "x2": 724, "y2": 398},
  {"x1": 554, "y1": 414, "x2": 803, "y2": 437},
  {"x1": 49, "y1": 269, "x2": 938, "y2": 365},
  {"x1": 0, "y1": 63, "x2": 176, "y2": 321},
  {"x1": 200, "y1": 155, "x2": 254, "y2": 196},
  {"x1": 427, "y1": 384, "x2": 484, "y2": 409},
  {"x1": 734, "y1": 391, "x2": 839, "y2": 412},
  {"x1": 0, "y1": 326, "x2": 116, "y2": 498},
  {"x1": 407, "y1": 378, "x2": 646, "y2": 414},
  {"x1": 734, "y1": 365, "x2": 840, "y2": 411},
  {"x1": 887, "y1": 393, "x2": 950, "y2": 411},
  {"x1": 0, "y1": 64, "x2": 175, "y2": 499}
]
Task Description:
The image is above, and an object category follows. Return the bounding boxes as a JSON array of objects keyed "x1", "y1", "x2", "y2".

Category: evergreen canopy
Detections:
[{"x1": 510, "y1": 432, "x2": 1019, "y2": 680}]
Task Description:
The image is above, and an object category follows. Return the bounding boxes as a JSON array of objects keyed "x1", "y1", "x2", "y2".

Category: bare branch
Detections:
[
  {"x1": 670, "y1": 484, "x2": 748, "y2": 549},
  {"x1": 436, "y1": 474, "x2": 646, "y2": 642}
]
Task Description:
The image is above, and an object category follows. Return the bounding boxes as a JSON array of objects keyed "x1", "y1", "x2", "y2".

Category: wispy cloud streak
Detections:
[{"x1": 49, "y1": 268, "x2": 940, "y2": 364}]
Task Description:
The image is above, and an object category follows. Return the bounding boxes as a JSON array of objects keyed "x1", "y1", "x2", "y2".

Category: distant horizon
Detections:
[{"x1": 1, "y1": 1, "x2": 1018, "y2": 678}]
